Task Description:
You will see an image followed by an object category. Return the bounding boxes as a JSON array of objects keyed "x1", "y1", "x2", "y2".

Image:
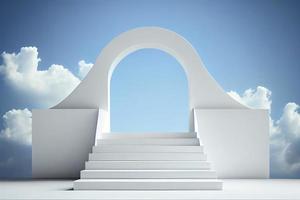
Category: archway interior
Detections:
[{"x1": 110, "y1": 49, "x2": 189, "y2": 132}]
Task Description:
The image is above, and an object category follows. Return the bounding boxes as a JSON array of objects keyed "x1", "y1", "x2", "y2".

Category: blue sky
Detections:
[{"x1": 0, "y1": 0, "x2": 300, "y2": 178}]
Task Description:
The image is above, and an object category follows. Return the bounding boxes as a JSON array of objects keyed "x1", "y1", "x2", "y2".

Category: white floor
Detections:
[{"x1": 1, "y1": 179, "x2": 300, "y2": 199}]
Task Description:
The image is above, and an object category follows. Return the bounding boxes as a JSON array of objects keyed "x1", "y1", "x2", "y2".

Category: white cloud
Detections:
[
  {"x1": 270, "y1": 103, "x2": 300, "y2": 177},
  {"x1": 229, "y1": 86, "x2": 300, "y2": 177},
  {"x1": 78, "y1": 60, "x2": 93, "y2": 79},
  {"x1": 0, "y1": 47, "x2": 95, "y2": 148},
  {"x1": 276, "y1": 103, "x2": 300, "y2": 140},
  {"x1": 0, "y1": 109, "x2": 32, "y2": 145},
  {"x1": 0, "y1": 47, "x2": 96, "y2": 177},
  {"x1": 0, "y1": 47, "x2": 81, "y2": 107},
  {"x1": 228, "y1": 86, "x2": 272, "y2": 110}
]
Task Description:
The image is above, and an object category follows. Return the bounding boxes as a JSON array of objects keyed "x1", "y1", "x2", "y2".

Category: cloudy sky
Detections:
[{"x1": 0, "y1": 0, "x2": 300, "y2": 178}]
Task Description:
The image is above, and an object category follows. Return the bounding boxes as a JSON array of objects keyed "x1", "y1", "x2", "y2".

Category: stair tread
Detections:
[
  {"x1": 82, "y1": 169, "x2": 215, "y2": 171},
  {"x1": 74, "y1": 179, "x2": 222, "y2": 190},
  {"x1": 99, "y1": 138, "x2": 199, "y2": 141},
  {"x1": 90, "y1": 152, "x2": 205, "y2": 154},
  {"x1": 75, "y1": 179, "x2": 221, "y2": 182},
  {"x1": 88, "y1": 152, "x2": 207, "y2": 161},
  {"x1": 93, "y1": 145, "x2": 204, "y2": 152},
  {"x1": 80, "y1": 169, "x2": 217, "y2": 179},
  {"x1": 100, "y1": 132, "x2": 197, "y2": 138},
  {"x1": 97, "y1": 138, "x2": 200, "y2": 146},
  {"x1": 85, "y1": 160, "x2": 211, "y2": 170},
  {"x1": 102, "y1": 132, "x2": 196, "y2": 134},
  {"x1": 86, "y1": 160, "x2": 210, "y2": 163}
]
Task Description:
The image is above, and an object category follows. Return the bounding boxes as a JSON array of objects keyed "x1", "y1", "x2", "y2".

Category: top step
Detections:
[
  {"x1": 97, "y1": 138, "x2": 200, "y2": 146},
  {"x1": 100, "y1": 132, "x2": 197, "y2": 139}
]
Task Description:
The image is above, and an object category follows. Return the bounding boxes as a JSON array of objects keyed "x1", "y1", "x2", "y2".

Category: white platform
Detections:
[
  {"x1": 73, "y1": 179, "x2": 222, "y2": 190},
  {"x1": 1, "y1": 179, "x2": 300, "y2": 199}
]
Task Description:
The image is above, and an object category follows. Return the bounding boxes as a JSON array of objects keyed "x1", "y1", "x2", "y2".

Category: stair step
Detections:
[
  {"x1": 73, "y1": 179, "x2": 222, "y2": 190},
  {"x1": 89, "y1": 152, "x2": 206, "y2": 161},
  {"x1": 97, "y1": 138, "x2": 200, "y2": 146},
  {"x1": 85, "y1": 161, "x2": 211, "y2": 170},
  {"x1": 100, "y1": 132, "x2": 197, "y2": 139},
  {"x1": 93, "y1": 145, "x2": 204, "y2": 153},
  {"x1": 80, "y1": 169, "x2": 217, "y2": 179}
]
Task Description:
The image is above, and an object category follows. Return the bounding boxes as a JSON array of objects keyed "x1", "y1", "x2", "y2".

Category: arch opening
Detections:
[{"x1": 110, "y1": 49, "x2": 189, "y2": 132}]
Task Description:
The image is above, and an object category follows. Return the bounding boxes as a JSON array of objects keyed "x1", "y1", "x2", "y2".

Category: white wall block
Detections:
[
  {"x1": 32, "y1": 109, "x2": 98, "y2": 178},
  {"x1": 194, "y1": 109, "x2": 269, "y2": 178}
]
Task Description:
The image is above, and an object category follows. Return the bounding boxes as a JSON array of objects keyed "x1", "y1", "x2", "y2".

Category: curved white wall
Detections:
[{"x1": 53, "y1": 27, "x2": 247, "y2": 131}]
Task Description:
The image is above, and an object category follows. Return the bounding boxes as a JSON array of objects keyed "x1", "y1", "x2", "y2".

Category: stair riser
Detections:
[
  {"x1": 92, "y1": 145, "x2": 204, "y2": 153},
  {"x1": 97, "y1": 139, "x2": 200, "y2": 146},
  {"x1": 85, "y1": 161, "x2": 211, "y2": 170},
  {"x1": 73, "y1": 181, "x2": 222, "y2": 190},
  {"x1": 89, "y1": 153, "x2": 207, "y2": 161},
  {"x1": 81, "y1": 171, "x2": 217, "y2": 179},
  {"x1": 99, "y1": 132, "x2": 197, "y2": 139}
]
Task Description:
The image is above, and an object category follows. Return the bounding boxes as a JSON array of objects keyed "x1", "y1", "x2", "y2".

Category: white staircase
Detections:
[{"x1": 73, "y1": 132, "x2": 222, "y2": 190}]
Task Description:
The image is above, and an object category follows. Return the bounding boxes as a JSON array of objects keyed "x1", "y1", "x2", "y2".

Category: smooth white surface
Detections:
[
  {"x1": 1, "y1": 179, "x2": 300, "y2": 199},
  {"x1": 194, "y1": 109, "x2": 269, "y2": 178},
  {"x1": 80, "y1": 169, "x2": 217, "y2": 179},
  {"x1": 88, "y1": 152, "x2": 207, "y2": 161},
  {"x1": 97, "y1": 138, "x2": 200, "y2": 145},
  {"x1": 85, "y1": 160, "x2": 211, "y2": 170},
  {"x1": 99, "y1": 132, "x2": 197, "y2": 138},
  {"x1": 73, "y1": 179, "x2": 222, "y2": 190},
  {"x1": 92, "y1": 145, "x2": 204, "y2": 153},
  {"x1": 95, "y1": 109, "x2": 110, "y2": 144},
  {"x1": 32, "y1": 109, "x2": 98, "y2": 178}
]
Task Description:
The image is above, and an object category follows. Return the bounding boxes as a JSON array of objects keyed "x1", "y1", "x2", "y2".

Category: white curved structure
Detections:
[
  {"x1": 32, "y1": 27, "x2": 269, "y2": 182},
  {"x1": 53, "y1": 27, "x2": 246, "y2": 131}
]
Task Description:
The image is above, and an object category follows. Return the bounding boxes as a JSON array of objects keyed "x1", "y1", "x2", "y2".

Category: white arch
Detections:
[
  {"x1": 34, "y1": 27, "x2": 269, "y2": 178},
  {"x1": 53, "y1": 27, "x2": 247, "y2": 131}
]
